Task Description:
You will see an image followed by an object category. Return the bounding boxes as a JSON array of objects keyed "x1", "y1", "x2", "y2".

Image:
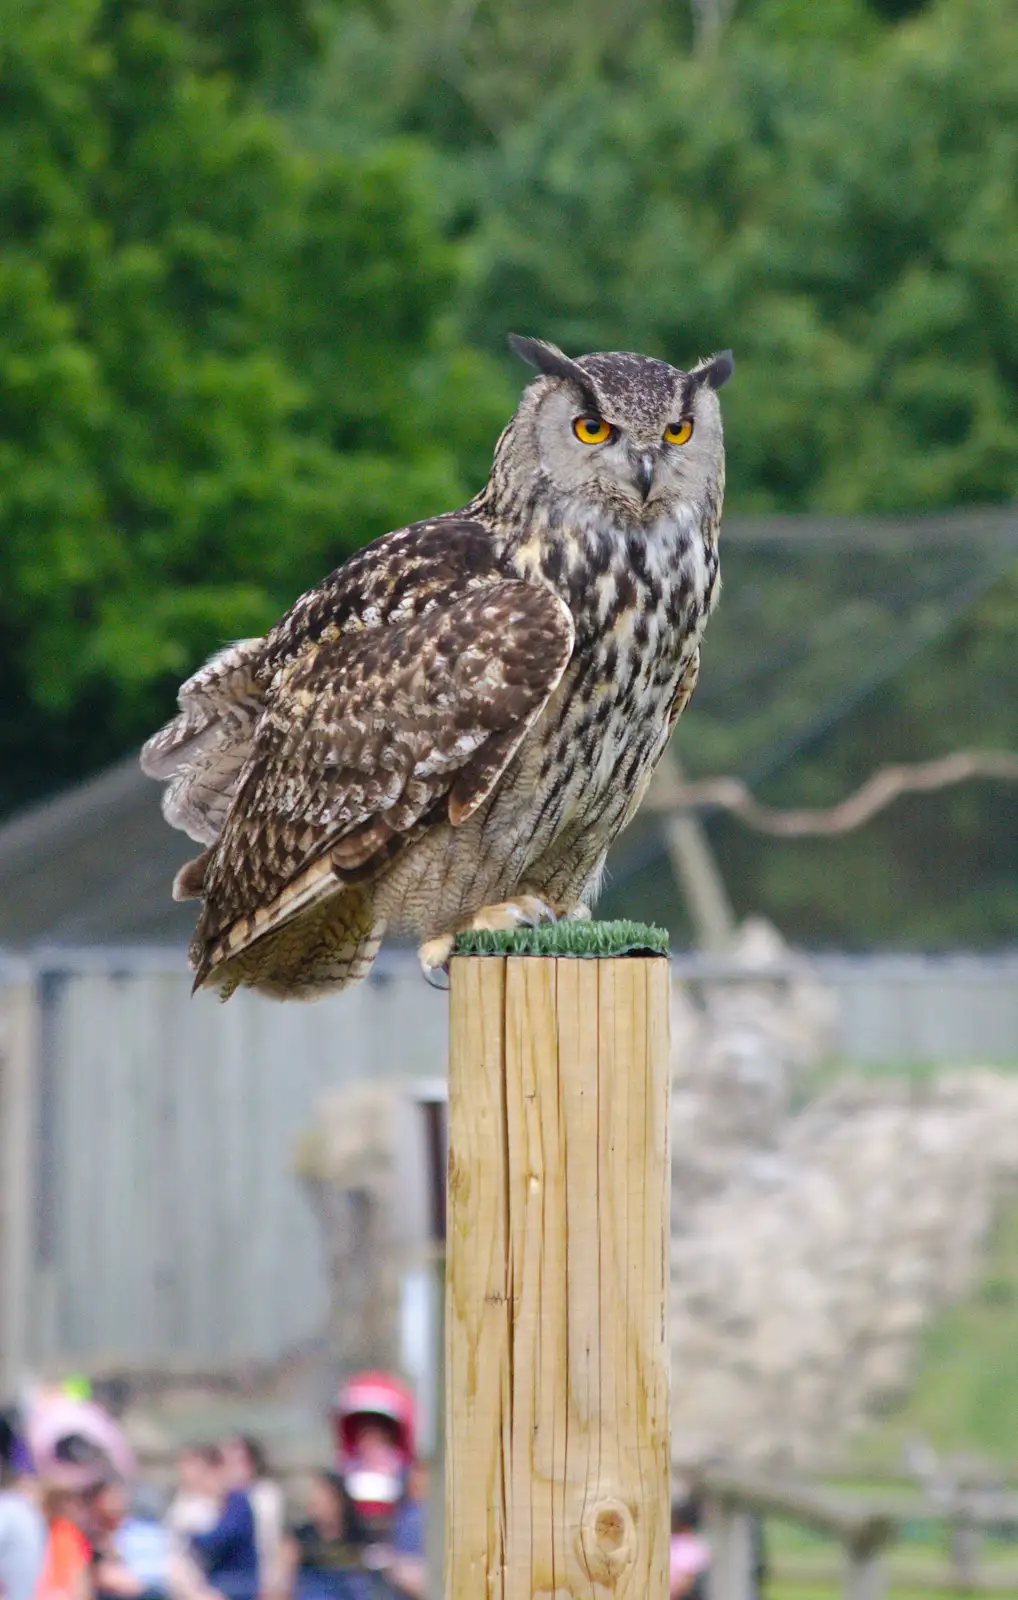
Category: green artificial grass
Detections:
[{"x1": 452, "y1": 917, "x2": 669, "y2": 959}]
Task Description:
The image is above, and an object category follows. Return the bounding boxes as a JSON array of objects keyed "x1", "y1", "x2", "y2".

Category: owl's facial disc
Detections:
[
  {"x1": 508, "y1": 338, "x2": 731, "y2": 521},
  {"x1": 533, "y1": 385, "x2": 704, "y2": 513}
]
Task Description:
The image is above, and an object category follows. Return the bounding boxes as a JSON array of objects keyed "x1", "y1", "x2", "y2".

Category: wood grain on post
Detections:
[{"x1": 446, "y1": 953, "x2": 671, "y2": 1599}]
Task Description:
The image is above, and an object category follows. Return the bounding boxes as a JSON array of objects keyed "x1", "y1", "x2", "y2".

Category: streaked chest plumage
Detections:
[{"x1": 500, "y1": 502, "x2": 719, "y2": 839}]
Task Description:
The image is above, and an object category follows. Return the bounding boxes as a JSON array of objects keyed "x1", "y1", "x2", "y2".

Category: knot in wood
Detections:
[{"x1": 578, "y1": 1497, "x2": 637, "y2": 1584}]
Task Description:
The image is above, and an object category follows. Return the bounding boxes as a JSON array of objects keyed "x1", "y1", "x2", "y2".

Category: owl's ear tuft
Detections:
[
  {"x1": 690, "y1": 350, "x2": 735, "y2": 391},
  {"x1": 508, "y1": 334, "x2": 568, "y2": 373},
  {"x1": 507, "y1": 334, "x2": 599, "y2": 408}
]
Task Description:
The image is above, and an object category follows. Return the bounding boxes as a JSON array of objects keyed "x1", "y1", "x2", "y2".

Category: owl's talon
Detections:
[
  {"x1": 565, "y1": 903, "x2": 592, "y2": 921},
  {"x1": 419, "y1": 934, "x2": 454, "y2": 987},
  {"x1": 468, "y1": 894, "x2": 557, "y2": 933}
]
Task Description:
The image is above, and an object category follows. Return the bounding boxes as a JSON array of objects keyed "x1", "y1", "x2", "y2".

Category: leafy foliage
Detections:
[
  {"x1": 458, "y1": 0, "x2": 1018, "y2": 514},
  {"x1": 0, "y1": 0, "x2": 509, "y2": 812},
  {"x1": 315, "y1": 0, "x2": 1018, "y2": 511}
]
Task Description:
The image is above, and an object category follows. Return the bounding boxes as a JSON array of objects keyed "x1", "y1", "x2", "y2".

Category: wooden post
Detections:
[{"x1": 445, "y1": 951, "x2": 671, "y2": 1599}]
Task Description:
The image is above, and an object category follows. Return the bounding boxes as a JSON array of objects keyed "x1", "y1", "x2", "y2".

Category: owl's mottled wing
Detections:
[
  {"x1": 193, "y1": 580, "x2": 574, "y2": 971},
  {"x1": 140, "y1": 638, "x2": 265, "y2": 846}
]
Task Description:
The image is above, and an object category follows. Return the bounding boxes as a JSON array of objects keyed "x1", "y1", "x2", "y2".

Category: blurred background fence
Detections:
[
  {"x1": 0, "y1": 953, "x2": 447, "y2": 1385},
  {"x1": 3, "y1": 945, "x2": 1016, "y2": 1384}
]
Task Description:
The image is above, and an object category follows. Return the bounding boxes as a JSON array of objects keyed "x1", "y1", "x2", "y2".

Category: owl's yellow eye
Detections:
[
  {"x1": 663, "y1": 418, "x2": 694, "y2": 446},
  {"x1": 573, "y1": 415, "x2": 613, "y2": 445}
]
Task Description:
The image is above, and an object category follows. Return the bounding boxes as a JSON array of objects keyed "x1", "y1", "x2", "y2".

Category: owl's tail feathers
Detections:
[{"x1": 192, "y1": 880, "x2": 384, "y2": 1003}]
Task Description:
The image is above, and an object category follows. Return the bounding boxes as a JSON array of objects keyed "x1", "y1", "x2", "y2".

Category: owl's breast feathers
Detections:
[
  {"x1": 489, "y1": 505, "x2": 719, "y2": 858},
  {"x1": 506, "y1": 503, "x2": 718, "y2": 717},
  {"x1": 141, "y1": 517, "x2": 575, "y2": 984}
]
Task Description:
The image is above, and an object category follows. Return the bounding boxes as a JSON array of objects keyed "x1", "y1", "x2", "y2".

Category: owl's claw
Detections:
[
  {"x1": 418, "y1": 896, "x2": 559, "y2": 986},
  {"x1": 419, "y1": 934, "x2": 454, "y2": 987},
  {"x1": 468, "y1": 894, "x2": 557, "y2": 933},
  {"x1": 565, "y1": 902, "x2": 592, "y2": 921}
]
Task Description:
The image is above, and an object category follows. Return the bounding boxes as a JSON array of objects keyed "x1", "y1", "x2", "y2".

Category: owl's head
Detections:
[{"x1": 500, "y1": 334, "x2": 733, "y2": 521}]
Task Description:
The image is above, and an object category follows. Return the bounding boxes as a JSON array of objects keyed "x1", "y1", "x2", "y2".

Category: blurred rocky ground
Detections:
[{"x1": 670, "y1": 920, "x2": 1018, "y2": 1468}]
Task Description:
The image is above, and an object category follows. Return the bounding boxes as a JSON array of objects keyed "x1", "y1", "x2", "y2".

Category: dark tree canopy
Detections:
[{"x1": 0, "y1": 0, "x2": 510, "y2": 813}]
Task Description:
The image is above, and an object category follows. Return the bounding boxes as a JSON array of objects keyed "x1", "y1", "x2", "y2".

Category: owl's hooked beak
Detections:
[{"x1": 630, "y1": 449, "x2": 656, "y2": 503}]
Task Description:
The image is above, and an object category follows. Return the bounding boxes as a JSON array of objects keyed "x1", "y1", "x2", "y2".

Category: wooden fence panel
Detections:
[
  {"x1": 4, "y1": 960, "x2": 449, "y2": 1370},
  {"x1": 0, "y1": 973, "x2": 38, "y2": 1389}
]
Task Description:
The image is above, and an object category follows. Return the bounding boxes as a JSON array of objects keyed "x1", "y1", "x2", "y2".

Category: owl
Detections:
[{"x1": 141, "y1": 335, "x2": 733, "y2": 999}]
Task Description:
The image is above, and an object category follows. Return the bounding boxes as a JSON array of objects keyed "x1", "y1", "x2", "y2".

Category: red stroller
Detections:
[{"x1": 332, "y1": 1372, "x2": 416, "y2": 1540}]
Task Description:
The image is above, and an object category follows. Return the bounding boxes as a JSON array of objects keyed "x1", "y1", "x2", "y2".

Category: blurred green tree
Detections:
[
  {"x1": 0, "y1": 0, "x2": 510, "y2": 814},
  {"x1": 309, "y1": 0, "x2": 1018, "y2": 514},
  {"x1": 444, "y1": 0, "x2": 1018, "y2": 513}
]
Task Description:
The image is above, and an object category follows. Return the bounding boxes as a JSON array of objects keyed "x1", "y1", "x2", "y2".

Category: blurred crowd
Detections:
[
  {"x1": 0, "y1": 1373, "x2": 762, "y2": 1600},
  {"x1": 0, "y1": 1374, "x2": 425, "y2": 1600}
]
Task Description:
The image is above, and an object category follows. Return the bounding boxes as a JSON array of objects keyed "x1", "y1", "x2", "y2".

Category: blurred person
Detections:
[
  {"x1": 382, "y1": 1464, "x2": 425, "y2": 1600},
  {"x1": 1, "y1": 1412, "x2": 46, "y2": 1600},
  {"x1": 96, "y1": 1483, "x2": 171, "y2": 1600},
  {"x1": 176, "y1": 1446, "x2": 258, "y2": 1600},
  {"x1": 0, "y1": 1479, "x2": 44, "y2": 1600},
  {"x1": 33, "y1": 1486, "x2": 91, "y2": 1600},
  {"x1": 115, "y1": 1486, "x2": 171, "y2": 1600},
  {"x1": 165, "y1": 1455, "x2": 217, "y2": 1546},
  {"x1": 340, "y1": 1424, "x2": 399, "y2": 1503},
  {"x1": 220, "y1": 1444, "x2": 281, "y2": 1600},
  {"x1": 23, "y1": 1389, "x2": 122, "y2": 1600},
  {"x1": 81, "y1": 1478, "x2": 152, "y2": 1600},
  {"x1": 280, "y1": 1474, "x2": 371, "y2": 1600},
  {"x1": 669, "y1": 1497, "x2": 710, "y2": 1600},
  {"x1": 26, "y1": 1398, "x2": 133, "y2": 1496},
  {"x1": 0, "y1": 1411, "x2": 36, "y2": 1485},
  {"x1": 336, "y1": 1424, "x2": 401, "y2": 1565}
]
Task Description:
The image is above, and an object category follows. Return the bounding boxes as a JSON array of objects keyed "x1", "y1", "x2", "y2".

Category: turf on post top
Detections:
[{"x1": 445, "y1": 919, "x2": 672, "y2": 1599}]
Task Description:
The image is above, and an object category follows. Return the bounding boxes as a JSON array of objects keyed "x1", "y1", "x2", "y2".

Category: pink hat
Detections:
[{"x1": 27, "y1": 1394, "x2": 136, "y2": 1490}]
